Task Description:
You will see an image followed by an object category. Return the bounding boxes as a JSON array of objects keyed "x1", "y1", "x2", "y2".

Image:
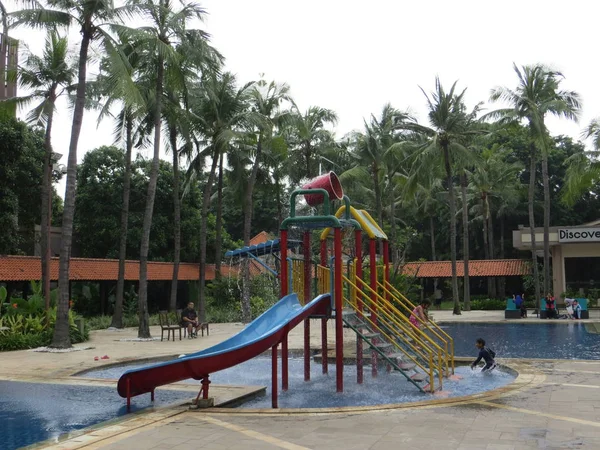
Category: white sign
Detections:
[{"x1": 558, "y1": 228, "x2": 600, "y2": 243}]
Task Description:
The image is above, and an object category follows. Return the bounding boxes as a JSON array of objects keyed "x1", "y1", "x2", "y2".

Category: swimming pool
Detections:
[
  {"x1": 0, "y1": 381, "x2": 193, "y2": 450},
  {"x1": 443, "y1": 322, "x2": 600, "y2": 359}
]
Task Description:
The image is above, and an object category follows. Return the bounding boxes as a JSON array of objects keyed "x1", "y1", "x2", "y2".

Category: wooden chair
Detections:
[{"x1": 159, "y1": 311, "x2": 181, "y2": 341}]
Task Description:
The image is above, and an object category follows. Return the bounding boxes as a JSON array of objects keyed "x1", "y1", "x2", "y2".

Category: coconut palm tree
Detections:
[
  {"x1": 562, "y1": 119, "x2": 600, "y2": 205},
  {"x1": 489, "y1": 64, "x2": 580, "y2": 298},
  {"x1": 185, "y1": 71, "x2": 254, "y2": 323},
  {"x1": 12, "y1": 0, "x2": 127, "y2": 347},
  {"x1": 403, "y1": 78, "x2": 481, "y2": 315},
  {"x1": 2, "y1": 31, "x2": 75, "y2": 315},
  {"x1": 122, "y1": 0, "x2": 217, "y2": 338},
  {"x1": 237, "y1": 79, "x2": 291, "y2": 322},
  {"x1": 288, "y1": 105, "x2": 338, "y2": 183}
]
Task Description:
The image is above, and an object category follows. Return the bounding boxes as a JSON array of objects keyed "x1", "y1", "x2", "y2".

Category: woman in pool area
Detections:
[
  {"x1": 572, "y1": 300, "x2": 582, "y2": 320},
  {"x1": 545, "y1": 293, "x2": 557, "y2": 319},
  {"x1": 514, "y1": 293, "x2": 527, "y2": 318},
  {"x1": 410, "y1": 300, "x2": 430, "y2": 329}
]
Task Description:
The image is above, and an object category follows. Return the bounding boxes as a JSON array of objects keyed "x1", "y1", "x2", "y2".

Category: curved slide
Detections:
[{"x1": 117, "y1": 293, "x2": 331, "y2": 399}]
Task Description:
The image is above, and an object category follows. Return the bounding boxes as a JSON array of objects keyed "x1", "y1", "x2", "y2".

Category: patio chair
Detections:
[{"x1": 159, "y1": 311, "x2": 181, "y2": 341}]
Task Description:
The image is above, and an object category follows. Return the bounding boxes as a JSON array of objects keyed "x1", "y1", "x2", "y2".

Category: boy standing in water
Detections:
[{"x1": 471, "y1": 338, "x2": 497, "y2": 372}]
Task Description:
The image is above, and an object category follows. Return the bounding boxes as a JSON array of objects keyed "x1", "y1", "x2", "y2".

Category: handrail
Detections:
[
  {"x1": 384, "y1": 279, "x2": 455, "y2": 374},
  {"x1": 343, "y1": 275, "x2": 443, "y2": 389},
  {"x1": 377, "y1": 281, "x2": 453, "y2": 375},
  {"x1": 342, "y1": 294, "x2": 436, "y2": 392}
]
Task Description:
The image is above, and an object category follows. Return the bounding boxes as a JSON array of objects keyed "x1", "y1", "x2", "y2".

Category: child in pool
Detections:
[{"x1": 470, "y1": 338, "x2": 497, "y2": 373}]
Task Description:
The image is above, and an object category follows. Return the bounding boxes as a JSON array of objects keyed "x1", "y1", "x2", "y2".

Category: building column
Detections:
[{"x1": 552, "y1": 246, "x2": 565, "y2": 296}]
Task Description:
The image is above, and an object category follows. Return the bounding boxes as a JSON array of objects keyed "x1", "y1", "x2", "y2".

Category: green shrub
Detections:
[{"x1": 469, "y1": 299, "x2": 506, "y2": 310}]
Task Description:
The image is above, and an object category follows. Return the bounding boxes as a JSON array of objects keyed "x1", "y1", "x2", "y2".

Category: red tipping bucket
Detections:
[{"x1": 302, "y1": 171, "x2": 344, "y2": 206}]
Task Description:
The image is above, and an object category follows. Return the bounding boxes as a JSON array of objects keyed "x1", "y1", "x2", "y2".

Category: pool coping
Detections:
[{"x1": 30, "y1": 358, "x2": 546, "y2": 450}]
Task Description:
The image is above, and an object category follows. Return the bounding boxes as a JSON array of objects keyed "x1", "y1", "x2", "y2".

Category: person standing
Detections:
[{"x1": 545, "y1": 293, "x2": 556, "y2": 319}]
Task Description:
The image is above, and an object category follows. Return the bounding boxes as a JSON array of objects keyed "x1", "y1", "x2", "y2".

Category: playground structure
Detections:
[{"x1": 117, "y1": 172, "x2": 455, "y2": 409}]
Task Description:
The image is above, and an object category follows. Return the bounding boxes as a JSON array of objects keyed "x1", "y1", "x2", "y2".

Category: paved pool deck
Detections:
[{"x1": 4, "y1": 311, "x2": 600, "y2": 449}]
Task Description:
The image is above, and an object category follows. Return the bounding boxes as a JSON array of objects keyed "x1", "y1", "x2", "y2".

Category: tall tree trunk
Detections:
[
  {"x1": 138, "y1": 57, "x2": 165, "y2": 338},
  {"x1": 498, "y1": 215, "x2": 506, "y2": 298},
  {"x1": 373, "y1": 164, "x2": 384, "y2": 256},
  {"x1": 198, "y1": 145, "x2": 219, "y2": 323},
  {"x1": 0, "y1": 3, "x2": 7, "y2": 100},
  {"x1": 169, "y1": 124, "x2": 181, "y2": 312},
  {"x1": 41, "y1": 87, "x2": 56, "y2": 314},
  {"x1": 275, "y1": 172, "x2": 283, "y2": 226},
  {"x1": 214, "y1": 152, "x2": 224, "y2": 278},
  {"x1": 389, "y1": 178, "x2": 397, "y2": 269},
  {"x1": 488, "y1": 207, "x2": 497, "y2": 298},
  {"x1": 111, "y1": 115, "x2": 133, "y2": 328},
  {"x1": 528, "y1": 142, "x2": 541, "y2": 304},
  {"x1": 241, "y1": 140, "x2": 262, "y2": 323},
  {"x1": 51, "y1": 31, "x2": 92, "y2": 348},
  {"x1": 461, "y1": 172, "x2": 470, "y2": 311},
  {"x1": 541, "y1": 146, "x2": 551, "y2": 295},
  {"x1": 305, "y1": 142, "x2": 311, "y2": 179},
  {"x1": 482, "y1": 195, "x2": 493, "y2": 298},
  {"x1": 443, "y1": 144, "x2": 460, "y2": 315},
  {"x1": 430, "y1": 216, "x2": 439, "y2": 300}
]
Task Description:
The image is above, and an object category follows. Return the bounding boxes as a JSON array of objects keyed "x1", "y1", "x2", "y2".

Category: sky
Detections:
[{"x1": 5, "y1": 0, "x2": 600, "y2": 197}]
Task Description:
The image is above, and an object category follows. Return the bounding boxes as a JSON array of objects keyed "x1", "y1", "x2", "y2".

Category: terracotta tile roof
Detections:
[
  {"x1": 249, "y1": 231, "x2": 273, "y2": 246},
  {"x1": 0, "y1": 256, "x2": 236, "y2": 282},
  {"x1": 401, "y1": 259, "x2": 530, "y2": 278}
]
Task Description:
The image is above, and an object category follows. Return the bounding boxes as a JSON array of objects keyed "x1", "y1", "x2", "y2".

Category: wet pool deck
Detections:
[{"x1": 4, "y1": 311, "x2": 600, "y2": 449}]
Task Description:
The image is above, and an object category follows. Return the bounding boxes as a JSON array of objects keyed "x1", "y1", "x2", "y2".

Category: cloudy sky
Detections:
[{"x1": 6, "y1": 0, "x2": 599, "y2": 196}]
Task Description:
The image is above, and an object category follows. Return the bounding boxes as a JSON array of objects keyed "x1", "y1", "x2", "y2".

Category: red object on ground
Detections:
[
  {"x1": 302, "y1": 172, "x2": 344, "y2": 206},
  {"x1": 101, "y1": 355, "x2": 109, "y2": 359},
  {"x1": 94, "y1": 356, "x2": 99, "y2": 361}
]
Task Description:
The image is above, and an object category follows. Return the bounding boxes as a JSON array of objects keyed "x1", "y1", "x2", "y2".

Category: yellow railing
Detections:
[
  {"x1": 316, "y1": 264, "x2": 330, "y2": 295},
  {"x1": 343, "y1": 274, "x2": 444, "y2": 392},
  {"x1": 291, "y1": 260, "x2": 304, "y2": 303},
  {"x1": 382, "y1": 280, "x2": 455, "y2": 374}
]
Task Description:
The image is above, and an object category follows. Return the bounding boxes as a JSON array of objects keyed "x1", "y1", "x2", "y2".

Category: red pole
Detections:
[
  {"x1": 202, "y1": 376, "x2": 210, "y2": 400},
  {"x1": 369, "y1": 239, "x2": 378, "y2": 378},
  {"x1": 355, "y1": 229, "x2": 363, "y2": 384},
  {"x1": 272, "y1": 344, "x2": 278, "y2": 408},
  {"x1": 321, "y1": 317, "x2": 328, "y2": 374},
  {"x1": 280, "y1": 230, "x2": 288, "y2": 297},
  {"x1": 334, "y1": 227, "x2": 343, "y2": 392},
  {"x1": 303, "y1": 231, "x2": 311, "y2": 381},
  {"x1": 282, "y1": 332, "x2": 289, "y2": 390},
  {"x1": 320, "y1": 238, "x2": 327, "y2": 266}
]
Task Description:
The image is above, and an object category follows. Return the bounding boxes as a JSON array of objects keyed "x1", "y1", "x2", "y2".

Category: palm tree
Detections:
[
  {"x1": 185, "y1": 71, "x2": 253, "y2": 323},
  {"x1": 88, "y1": 41, "x2": 148, "y2": 329},
  {"x1": 123, "y1": 0, "x2": 216, "y2": 338},
  {"x1": 238, "y1": 79, "x2": 291, "y2": 322},
  {"x1": 489, "y1": 64, "x2": 580, "y2": 298},
  {"x1": 469, "y1": 148, "x2": 523, "y2": 298},
  {"x1": 404, "y1": 78, "x2": 480, "y2": 315},
  {"x1": 288, "y1": 105, "x2": 338, "y2": 183},
  {"x1": 562, "y1": 119, "x2": 600, "y2": 205},
  {"x1": 12, "y1": 0, "x2": 126, "y2": 347},
  {"x1": 2, "y1": 31, "x2": 75, "y2": 315}
]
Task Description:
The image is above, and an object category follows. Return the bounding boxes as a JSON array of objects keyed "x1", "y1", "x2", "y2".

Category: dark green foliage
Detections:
[
  {"x1": 0, "y1": 118, "x2": 46, "y2": 254},
  {"x1": 74, "y1": 146, "x2": 237, "y2": 262}
]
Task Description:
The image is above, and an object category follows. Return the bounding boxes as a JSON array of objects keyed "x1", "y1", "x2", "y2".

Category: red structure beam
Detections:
[{"x1": 334, "y1": 227, "x2": 343, "y2": 392}]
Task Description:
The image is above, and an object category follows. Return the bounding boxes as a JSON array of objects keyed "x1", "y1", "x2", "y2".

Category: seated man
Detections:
[
  {"x1": 181, "y1": 302, "x2": 202, "y2": 338},
  {"x1": 545, "y1": 293, "x2": 557, "y2": 319}
]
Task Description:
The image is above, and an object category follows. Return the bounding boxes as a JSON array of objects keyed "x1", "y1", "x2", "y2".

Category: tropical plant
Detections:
[
  {"x1": 489, "y1": 63, "x2": 581, "y2": 299},
  {"x1": 11, "y1": 0, "x2": 129, "y2": 348},
  {"x1": 403, "y1": 78, "x2": 481, "y2": 314},
  {"x1": 2, "y1": 31, "x2": 75, "y2": 313}
]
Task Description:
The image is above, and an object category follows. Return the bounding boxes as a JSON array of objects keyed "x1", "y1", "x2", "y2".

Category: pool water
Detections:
[
  {"x1": 443, "y1": 322, "x2": 600, "y2": 359},
  {"x1": 0, "y1": 381, "x2": 193, "y2": 450},
  {"x1": 82, "y1": 357, "x2": 515, "y2": 409}
]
